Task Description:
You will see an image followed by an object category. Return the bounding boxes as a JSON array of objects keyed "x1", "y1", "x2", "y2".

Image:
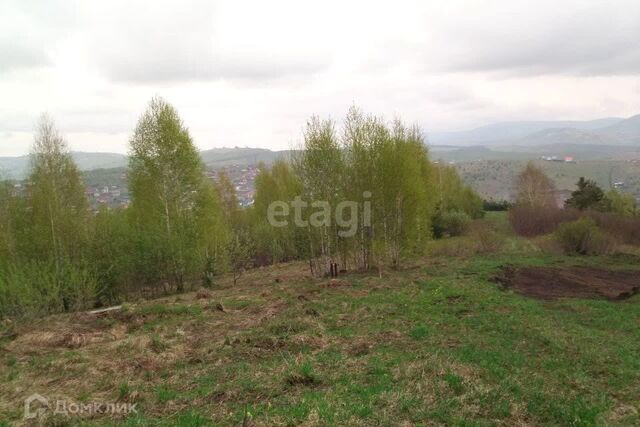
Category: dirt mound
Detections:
[{"x1": 494, "y1": 266, "x2": 640, "y2": 300}]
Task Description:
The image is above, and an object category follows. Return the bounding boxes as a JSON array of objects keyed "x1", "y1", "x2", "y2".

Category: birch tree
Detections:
[
  {"x1": 129, "y1": 97, "x2": 228, "y2": 291},
  {"x1": 515, "y1": 162, "x2": 556, "y2": 208},
  {"x1": 294, "y1": 116, "x2": 344, "y2": 276},
  {"x1": 0, "y1": 181, "x2": 17, "y2": 260},
  {"x1": 27, "y1": 115, "x2": 89, "y2": 265}
]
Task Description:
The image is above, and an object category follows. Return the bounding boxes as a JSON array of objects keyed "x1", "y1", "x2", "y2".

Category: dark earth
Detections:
[{"x1": 494, "y1": 266, "x2": 640, "y2": 300}]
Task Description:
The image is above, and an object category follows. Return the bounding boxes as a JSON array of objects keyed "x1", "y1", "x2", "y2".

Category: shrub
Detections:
[
  {"x1": 0, "y1": 260, "x2": 97, "y2": 319},
  {"x1": 555, "y1": 218, "x2": 614, "y2": 255},
  {"x1": 531, "y1": 234, "x2": 564, "y2": 254},
  {"x1": 483, "y1": 199, "x2": 511, "y2": 212},
  {"x1": 468, "y1": 221, "x2": 505, "y2": 253},
  {"x1": 433, "y1": 210, "x2": 471, "y2": 238},
  {"x1": 602, "y1": 190, "x2": 637, "y2": 216},
  {"x1": 426, "y1": 237, "x2": 476, "y2": 258},
  {"x1": 586, "y1": 211, "x2": 640, "y2": 246},
  {"x1": 509, "y1": 204, "x2": 580, "y2": 237}
]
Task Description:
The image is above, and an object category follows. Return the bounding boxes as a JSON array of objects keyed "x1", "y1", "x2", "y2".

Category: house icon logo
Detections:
[{"x1": 24, "y1": 393, "x2": 49, "y2": 419}]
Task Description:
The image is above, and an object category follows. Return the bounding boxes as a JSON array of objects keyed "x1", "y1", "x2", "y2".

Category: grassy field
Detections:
[{"x1": 1, "y1": 220, "x2": 639, "y2": 426}]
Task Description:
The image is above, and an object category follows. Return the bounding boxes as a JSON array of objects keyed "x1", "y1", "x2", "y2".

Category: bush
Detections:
[
  {"x1": 468, "y1": 221, "x2": 505, "y2": 253},
  {"x1": 509, "y1": 204, "x2": 580, "y2": 237},
  {"x1": 555, "y1": 218, "x2": 614, "y2": 255},
  {"x1": 585, "y1": 211, "x2": 640, "y2": 246},
  {"x1": 426, "y1": 237, "x2": 476, "y2": 258},
  {"x1": 509, "y1": 203, "x2": 640, "y2": 250},
  {"x1": 0, "y1": 260, "x2": 98, "y2": 319},
  {"x1": 483, "y1": 199, "x2": 511, "y2": 212},
  {"x1": 433, "y1": 210, "x2": 471, "y2": 238}
]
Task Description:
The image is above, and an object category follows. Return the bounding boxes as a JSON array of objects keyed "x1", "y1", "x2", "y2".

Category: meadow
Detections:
[{"x1": 2, "y1": 214, "x2": 638, "y2": 426}]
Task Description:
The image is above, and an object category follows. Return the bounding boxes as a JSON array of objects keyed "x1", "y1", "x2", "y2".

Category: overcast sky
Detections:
[{"x1": 1, "y1": 0, "x2": 639, "y2": 156}]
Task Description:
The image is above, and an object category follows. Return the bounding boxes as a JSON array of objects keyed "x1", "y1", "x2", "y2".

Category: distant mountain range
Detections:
[
  {"x1": 0, "y1": 148, "x2": 291, "y2": 180},
  {"x1": 430, "y1": 114, "x2": 640, "y2": 147},
  {"x1": 2, "y1": 114, "x2": 640, "y2": 179},
  {"x1": 0, "y1": 152, "x2": 127, "y2": 179},
  {"x1": 199, "y1": 147, "x2": 292, "y2": 168}
]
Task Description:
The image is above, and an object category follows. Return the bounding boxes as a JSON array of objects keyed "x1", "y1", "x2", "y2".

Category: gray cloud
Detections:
[
  {"x1": 85, "y1": 1, "x2": 331, "y2": 83},
  {"x1": 444, "y1": 35, "x2": 640, "y2": 77},
  {"x1": 0, "y1": 113, "x2": 34, "y2": 133},
  {"x1": 0, "y1": 0, "x2": 78, "y2": 73},
  {"x1": 103, "y1": 51, "x2": 328, "y2": 84},
  {"x1": 427, "y1": 0, "x2": 640, "y2": 76},
  {"x1": 1, "y1": 0, "x2": 640, "y2": 156},
  {"x1": 0, "y1": 108, "x2": 135, "y2": 135},
  {"x1": 0, "y1": 40, "x2": 50, "y2": 72}
]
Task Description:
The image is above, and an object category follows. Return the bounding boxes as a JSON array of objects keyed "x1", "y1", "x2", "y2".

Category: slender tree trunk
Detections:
[{"x1": 307, "y1": 224, "x2": 315, "y2": 277}]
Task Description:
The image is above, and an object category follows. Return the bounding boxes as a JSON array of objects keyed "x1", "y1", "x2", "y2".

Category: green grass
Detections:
[
  {"x1": 1, "y1": 251, "x2": 639, "y2": 426},
  {"x1": 137, "y1": 303, "x2": 202, "y2": 317}
]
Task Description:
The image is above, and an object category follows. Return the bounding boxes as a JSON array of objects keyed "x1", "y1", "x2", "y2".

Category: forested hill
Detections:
[{"x1": 0, "y1": 148, "x2": 292, "y2": 179}]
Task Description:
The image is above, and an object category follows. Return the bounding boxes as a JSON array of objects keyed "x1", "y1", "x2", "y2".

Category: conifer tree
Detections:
[{"x1": 565, "y1": 177, "x2": 605, "y2": 211}]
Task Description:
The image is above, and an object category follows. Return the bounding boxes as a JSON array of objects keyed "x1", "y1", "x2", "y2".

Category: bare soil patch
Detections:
[{"x1": 494, "y1": 266, "x2": 640, "y2": 300}]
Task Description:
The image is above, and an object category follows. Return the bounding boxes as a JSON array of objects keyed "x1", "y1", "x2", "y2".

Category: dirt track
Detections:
[{"x1": 494, "y1": 266, "x2": 640, "y2": 300}]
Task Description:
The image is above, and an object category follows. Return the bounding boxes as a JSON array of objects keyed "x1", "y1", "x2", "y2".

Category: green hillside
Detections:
[
  {"x1": 2, "y1": 215, "x2": 639, "y2": 425},
  {"x1": 456, "y1": 159, "x2": 640, "y2": 201}
]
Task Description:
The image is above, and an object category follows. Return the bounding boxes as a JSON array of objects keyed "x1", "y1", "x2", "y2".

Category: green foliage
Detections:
[
  {"x1": 0, "y1": 259, "x2": 97, "y2": 318},
  {"x1": 90, "y1": 207, "x2": 133, "y2": 304},
  {"x1": 432, "y1": 210, "x2": 471, "y2": 238},
  {"x1": 26, "y1": 115, "x2": 90, "y2": 262},
  {"x1": 227, "y1": 228, "x2": 254, "y2": 285},
  {"x1": 0, "y1": 116, "x2": 97, "y2": 319},
  {"x1": 194, "y1": 180, "x2": 231, "y2": 277},
  {"x1": 555, "y1": 218, "x2": 612, "y2": 255},
  {"x1": 215, "y1": 170, "x2": 239, "y2": 221},
  {"x1": 137, "y1": 303, "x2": 202, "y2": 317},
  {"x1": 295, "y1": 114, "x2": 345, "y2": 274},
  {"x1": 565, "y1": 177, "x2": 606, "y2": 211},
  {"x1": 409, "y1": 324, "x2": 431, "y2": 340},
  {"x1": 483, "y1": 199, "x2": 511, "y2": 212},
  {"x1": 443, "y1": 371, "x2": 465, "y2": 395},
  {"x1": 118, "y1": 381, "x2": 131, "y2": 400},
  {"x1": 248, "y1": 107, "x2": 486, "y2": 274},
  {"x1": 150, "y1": 335, "x2": 168, "y2": 354},
  {"x1": 0, "y1": 181, "x2": 18, "y2": 259},
  {"x1": 7, "y1": 252, "x2": 640, "y2": 425},
  {"x1": 602, "y1": 190, "x2": 637, "y2": 216},
  {"x1": 433, "y1": 164, "x2": 484, "y2": 219},
  {"x1": 0, "y1": 103, "x2": 488, "y2": 318},
  {"x1": 368, "y1": 118, "x2": 436, "y2": 266},
  {"x1": 0, "y1": 101, "x2": 236, "y2": 318},
  {"x1": 251, "y1": 160, "x2": 306, "y2": 264},
  {"x1": 128, "y1": 97, "x2": 229, "y2": 291},
  {"x1": 431, "y1": 164, "x2": 483, "y2": 241},
  {"x1": 202, "y1": 254, "x2": 217, "y2": 288},
  {"x1": 285, "y1": 360, "x2": 320, "y2": 386}
]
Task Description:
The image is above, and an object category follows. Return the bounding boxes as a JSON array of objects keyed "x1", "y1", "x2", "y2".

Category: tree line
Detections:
[
  {"x1": 0, "y1": 99, "x2": 482, "y2": 318},
  {"x1": 509, "y1": 162, "x2": 639, "y2": 249}
]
